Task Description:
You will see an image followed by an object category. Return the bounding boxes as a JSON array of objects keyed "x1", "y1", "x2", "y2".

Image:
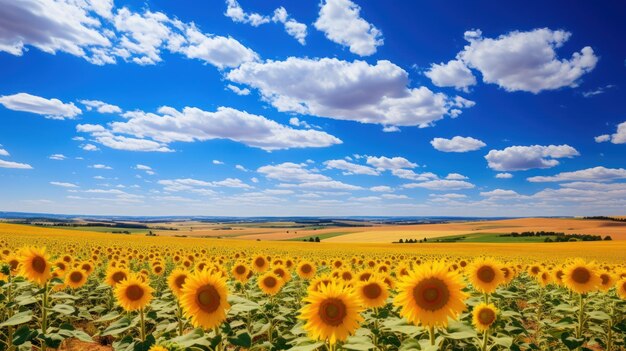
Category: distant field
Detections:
[
  {"x1": 426, "y1": 232, "x2": 555, "y2": 243},
  {"x1": 27, "y1": 224, "x2": 150, "y2": 235},
  {"x1": 284, "y1": 231, "x2": 350, "y2": 241}
]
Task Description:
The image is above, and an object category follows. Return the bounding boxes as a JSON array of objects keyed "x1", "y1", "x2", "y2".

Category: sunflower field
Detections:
[{"x1": 0, "y1": 223, "x2": 625, "y2": 351}]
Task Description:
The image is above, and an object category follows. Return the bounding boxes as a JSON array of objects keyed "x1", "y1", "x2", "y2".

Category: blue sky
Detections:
[{"x1": 0, "y1": 0, "x2": 625, "y2": 216}]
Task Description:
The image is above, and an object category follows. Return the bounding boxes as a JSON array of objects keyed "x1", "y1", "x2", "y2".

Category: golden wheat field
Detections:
[{"x1": 0, "y1": 222, "x2": 625, "y2": 351}]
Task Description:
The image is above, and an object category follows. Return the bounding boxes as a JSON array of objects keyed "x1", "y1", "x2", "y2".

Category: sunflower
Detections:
[
  {"x1": 394, "y1": 262, "x2": 467, "y2": 328},
  {"x1": 308, "y1": 274, "x2": 334, "y2": 293},
  {"x1": 297, "y1": 261, "x2": 316, "y2": 280},
  {"x1": 180, "y1": 270, "x2": 230, "y2": 330},
  {"x1": 553, "y1": 268, "x2": 565, "y2": 286},
  {"x1": 65, "y1": 269, "x2": 88, "y2": 289},
  {"x1": 467, "y1": 259, "x2": 504, "y2": 294},
  {"x1": 115, "y1": 274, "x2": 154, "y2": 312},
  {"x1": 4, "y1": 254, "x2": 20, "y2": 274},
  {"x1": 105, "y1": 267, "x2": 129, "y2": 287},
  {"x1": 616, "y1": 278, "x2": 626, "y2": 300},
  {"x1": 562, "y1": 259, "x2": 600, "y2": 294},
  {"x1": 272, "y1": 265, "x2": 291, "y2": 283},
  {"x1": 252, "y1": 255, "x2": 269, "y2": 273},
  {"x1": 598, "y1": 272, "x2": 615, "y2": 292},
  {"x1": 258, "y1": 272, "x2": 284, "y2": 295},
  {"x1": 472, "y1": 303, "x2": 498, "y2": 332},
  {"x1": 536, "y1": 270, "x2": 551, "y2": 287},
  {"x1": 299, "y1": 281, "x2": 364, "y2": 345},
  {"x1": 231, "y1": 262, "x2": 250, "y2": 283},
  {"x1": 356, "y1": 276, "x2": 388, "y2": 308},
  {"x1": 148, "y1": 346, "x2": 168, "y2": 351},
  {"x1": 18, "y1": 247, "x2": 51, "y2": 285},
  {"x1": 167, "y1": 269, "x2": 189, "y2": 298}
]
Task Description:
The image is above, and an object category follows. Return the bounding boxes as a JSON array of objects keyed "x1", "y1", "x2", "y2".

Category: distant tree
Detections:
[
  {"x1": 604, "y1": 235, "x2": 612, "y2": 241},
  {"x1": 399, "y1": 239, "x2": 404, "y2": 243},
  {"x1": 423, "y1": 238, "x2": 427, "y2": 242},
  {"x1": 309, "y1": 237, "x2": 314, "y2": 242},
  {"x1": 315, "y1": 237, "x2": 320, "y2": 242},
  {"x1": 544, "y1": 237, "x2": 553, "y2": 242}
]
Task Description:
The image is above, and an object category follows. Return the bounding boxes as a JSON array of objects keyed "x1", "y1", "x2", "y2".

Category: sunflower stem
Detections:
[
  {"x1": 484, "y1": 292, "x2": 489, "y2": 304},
  {"x1": 139, "y1": 307, "x2": 146, "y2": 343},
  {"x1": 576, "y1": 293, "x2": 584, "y2": 350},
  {"x1": 41, "y1": 281, "x2": 49, "y2": 351},
  {"x1": 481, "y1": 328, "x2": 489, "y2": 351},
  {"x1": 176, "y1": 300, "x2": 184, "y2": 336},
  {"x1": 428, "y1": 325, "x2": 435, "y2": 346}
]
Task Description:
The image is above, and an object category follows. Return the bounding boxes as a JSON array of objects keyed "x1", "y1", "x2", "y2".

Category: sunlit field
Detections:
[{"x1": 1, "y1": 223, "x2": 625, "y2": 351}]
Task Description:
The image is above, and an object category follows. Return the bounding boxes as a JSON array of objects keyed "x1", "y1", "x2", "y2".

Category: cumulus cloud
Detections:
[
  {"x1": 431, "y1": 136, "x2": 486, "y2": 152},
  {"x1": 324, "y1": 159, "x2": 379, "y2": 175},
  {"x1": 595, "y1": 134, "x2": 610, "y2": 143},
  {"x1": 258, "y1": 162, "x2": 361, "y2": 190},
  {"x1": 0, "y1": 93, "x2": 81, "y2": 119},
  {"x1": 225, "y1": 0, "x2": 269, "y2": 26},
  {"x1": 495, "y1": 173, "x2": 513, "y2": 179},
  {"x1": 370, "y1": 186, "x2": 393, "y2": 192},
  {"x1": 81, "y1": 144, "x2": 100, "y2": 151},
  {"x1": 48, "y1": 154, "x2": 66, "y2": 160},
  {"x1": 50, "y1": 181, "x2": 78, "y2": 188},
  {"x1": 480, "y1": 189, "x2": 520, "y2": 198},
  {"x1": 77, "y1": 105, "x2": 341, "y2": 152},
  {"x1": 0, "y1": 148, "x2": 9, "y2": 157},
  {"x1": 314, "y1": 0, "x2": 383, "y2": 56},
  {"x1": 0, "y1": 0, "x2": 258, "y2": 68},
  {"x1": 403, "y1": 179, "x2": 475, "y2": 190},
  {"x1": 79, "y1": 99, "x2": 121, "y2": 113},
  {"x1": 366, "y1": 156, "x2": 417, "y2": 170},
  {"x1": 272, "y1": 7, "x2": 307, "y2": 45},
  {"x1": 485, "y1": 145, "x2": 579, "y2": 171},
  {"x1": 459, "y1": 28, "x2": 598, "y2": 93},
  {"x1": 424, "y1": 60, "x2": 476, "y2": 91},
  {"x1": 445, "y1": 173, "x2": 468, "y2": 180},
  {"x1": 0, "y1": 159, "x2": 33, "y2": 169},
  {"x1": 89, "y1": 164, "x2": 112, "y2": 169},
  {"x1": 212, "y1": 160, "x2": 224, "y2": 165},
  {"x1": 228, "y1": 57, "x2": 473, "y2": 128},
  {"x1": 226, "y1": 84, "x2": 250, "y2": 96},
  {"x1": 527, "y1": 166, "x2": 626, "y2": 182},
  {"x1": 596, "y1": 121, "x2": 626, "y2": 144}
]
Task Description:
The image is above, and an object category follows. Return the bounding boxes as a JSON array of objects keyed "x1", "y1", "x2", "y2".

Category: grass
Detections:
[
  {"x1": 427, "y1": 232, "x2": 556, "y2": 243},
  {"x1": 28, "y1": 224, "x2": 150, "y2": 235},
  {"x1": 284, "y1": 232, "x2": 350, "y2": 241}
]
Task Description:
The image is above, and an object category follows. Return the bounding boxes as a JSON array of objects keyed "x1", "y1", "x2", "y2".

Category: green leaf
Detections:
[
  {"x1": 0, "y1": 310, "x2": 33, "y2": 327},
  {"x1": 12, "y1": 325, "x2": 37, "y2": 346},
  {"x1": 228, "y1": 331, "x2": 252, "y2": 348},
  {"x1": 94, "y1": 311, "x2": 121, "y2": 323},
  {"x1": 52, "y1": 303, "x2": 76, "y2": 315},
  {"x1": 343, "y1": 335, "x2": 376, "y2": 350},
  {"x1": 102, "y1": 316, "x2": 132, "y2": 336},
  {"x1": 399, "y1": 338, "x2": 420, "y2": 351}
]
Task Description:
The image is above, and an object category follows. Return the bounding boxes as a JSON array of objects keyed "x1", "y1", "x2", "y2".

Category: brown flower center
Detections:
[
  {"x1": 264, "y1": 276, "x2": 277, "y2": 288},
  {"x1": 571, "y1": 267, "x2": 590, "y2": 284},
  {"x1": 235, "y1": 265, "x2": 246, "y2": 275},
  {"x1": 70, "y1": 271, "x2": 83, "y2": 283},
  {"x1": 600, "y1": 274, "x2": 609, "y2": 285},
  {"x1": 196, "y1": 285, "x2": 220, "y2": 313},
  {"x1": 319, "y1": 298, "x2": 347, "y2": 326},
  {"x1": 362, "y1": 282, "x2": 382, "y2": 300},
  {"x1": 112, "y1": 271, "x2": 127, "y2": 284},
  {"x1": 360, "y1": 272, "x2": 372, "y2": 281},
  {"x1": 477, "y1": 266, "x2": 495, "y2": 283},
  {"x1": 125, "y1": 284, "x2": 145, "y2": 301},
  {"x1": 255, "y1": 257, "x2": 265, "y2": 268},
  {"x1": 32, "y1": 256, "x2": 47, "y2": 274},
  {"x1": 478, "y1": 308, "x2": 496, "y2": 325},
  {"x1": 412, "y1": 277, "x2": 450, "y2": 312},
  {"x1": 300, "y1": 264, "x2": 312, "y2": 274},
  {"x1": 175, "y1": 275, "x2": 187, "y2": 289}
]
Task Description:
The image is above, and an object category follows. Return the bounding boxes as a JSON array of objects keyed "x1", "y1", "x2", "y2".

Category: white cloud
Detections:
[
  {"x1": 391, "y1": 169, "x2": 438, "y2": 181},
  {"x1": 212, "y1": 160, "x2": 224, "y2": 165},
  {"x1": 272, "y1": 7, "x2": 307, "y2": 45},
  {"x1": 0, "y1": 148, "x2": 9, "y2": 157},
  {"x1": 485, "y1": 145, "x2": 579, "y2": 171},
  {"x1": 226, "y1": 84, "x2": 250, "y2": 96},
  {"x1": 0, "y1": 159, "x2": 33, "y2": 169},
  {"x1": 596, "y1": 121, "x2": 626, "y2": 144},
  {"x1": 81, "y1": 144, "x2": 100, "y2": 151},
  {"x1": 366, "y1": 156, "x2": 417, "y2": 170},
  {"x1": 495, "y1": 173, "x2": 513, "y2": 179},
  {"x1": 135, "y1": 164, "x2": 152, "y2": 170},
  {"x1": 0, "y1": 0, "x2": 259, "y2": 69},
  {"x1": 0, "y1": 93, "x2": 81, "y2": 119},
  {"x1": 235, "y1": 165, "x2": 248, "y2": 171},
  {"x1": 212, "y1": 178, "x2": 252, "y2": 188},
  {"x1": 480, "y1": 189, "x2": 520, "y2": 198},
  {"x1": 50, "y1": 181, "x2": 78, "y2": 188},
  {"x1": 314, "y1": 0, "x2": 383, "y2": 56},
  {"x1": 225, "y1": 0, "x2": 270, "y2": 27},
  {"x1": 445, "y1": 173, "x2": 468, "y2": 180},
  {"x1": 90, "y1": 164, "x2": 112, "y2": 170},
  {"x1": 78, "y1": 106, "x2": 341, "y2": 152},
  {"x1": 527, "y1": 166, "x2": 626, "y2": 182},
  {"x1": 258, "y1": 162, "x2": 361, "y2": 191},
  {"x1": 431, "y1": 136, "x2": 486, "y2": 152},
  {"x1": 457, "y1": 28, "x2": 598, "y2": 93},
  {"x1": 49, "y1": 154, "x2": 67, "y2": 160},
  {"x1": 582, "y1": 85, "x2": 615, "y2": 98},
  {"x1": 279, "y1": 180, "x2": 362, "y2": 191},
  {"x1": 228, "y1": 57, "x2": 473, "y2": 128},
  {"x1": 324, "y1": 159, "x2": 379, "y2": 176},
  {"x1": 79, "y1": 99, "x2": 122, "y2": 113},
  {"x1": 403, "y1": 179, "x2": 475, "y2": 190},
  {"x1": 370, "y1": 186, "x2": 393, "y2": 192},
  {"x1": 424, "y1": 60, "x2": 476, "y2": 91},
  {"x1": 381, "y1": 194, "x2": 408, "y2": 200}
]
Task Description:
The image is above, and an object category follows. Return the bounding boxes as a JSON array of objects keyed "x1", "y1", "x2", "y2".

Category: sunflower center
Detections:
[
  {"x1": 531, "y1": 266, "x2": 540, "y2": 275},
  {"x1": 175, "y1": 275, "x2": 187, "y2": 289},
  {"x1": 477, "y1": 266, "x2": 495, "y2": 283},
  {"x1": 32, "y1": 256, "x2": 47, "y2": 274},
  {"x1": 301, "y1": 264, "x2": 312, "y2": 274},
  {"x1": 318, "y1": 298, "x2": 347, "y2": 326},
  {"x1": 571, "y1": 267, "x2": 590, "y2": 284},
  {"x1": 362, "y1": 283, "x2": 382, "y2": 299},
  {"x1": 478, "y1": 308, "x2": 496, "y2": 325},
  {"x1": 235, "y1": 265, "x2": 246, "y2": 275},
  {"x1": 255, "y1": 257, "x2": 265, "y2": 268},
  {"x1": 556, "y1": 271, "x2": 564, "y2": 280},
  {"x1": 341, "y1": 272, "x2": 352, "y2": 281},
  {"x1": 9, "y1": 259, "x2": 19, "y2": 270},
  {"x1": 360, "y1": 272, "x2": 372, "y2": 281},
  {"x1": 412, "y1": 277, "x2": 450, "y2": 312},
  {"x1": 125, "y1": 284, "x2": 145, "y2": 301},
  {"x1": 501, "y1": 268, "x2": 510, "y2": 278},
  {"x1": 70, "y1": 271, "x2": 83, "y2": 283},
  {"x1": 264, "y1": 276, "x2": 277, "y2": 288},
  {"x1": 274, "y1": 269, "x2": 285, "y2": 278},
  {"x1": 112, "y1": 271, "x2": 127, "y2": 283},
  {"x1": 196, "y1": 284, "x2": 221, "y2": 313},
  {"x1": 600, "y1": 274, "x2": 609, "y2": 285}
]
